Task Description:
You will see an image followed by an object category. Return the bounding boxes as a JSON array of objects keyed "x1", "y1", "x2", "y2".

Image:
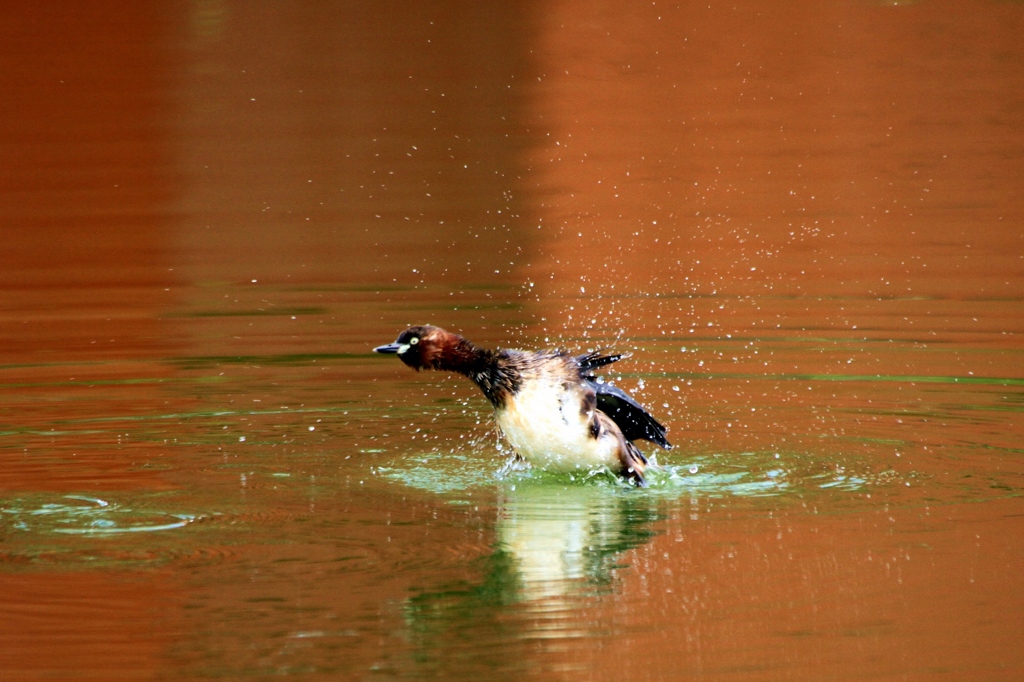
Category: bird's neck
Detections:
[{"x1": 432, "y1": 337, "x2": 520, "y2": 408}]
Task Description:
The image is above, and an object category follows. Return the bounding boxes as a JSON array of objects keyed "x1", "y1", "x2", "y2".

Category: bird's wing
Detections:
[
  {"x1": 589, "y1": 380, "x2": 672, "y2": 449},
  {"x1": 575, "y1": 351, "x2": 629, "y2": 373}
]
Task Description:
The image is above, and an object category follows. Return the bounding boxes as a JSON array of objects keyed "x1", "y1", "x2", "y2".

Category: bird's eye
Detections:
[{"x1": 409, "y1": 337, "x2": 419, "y2": 345}]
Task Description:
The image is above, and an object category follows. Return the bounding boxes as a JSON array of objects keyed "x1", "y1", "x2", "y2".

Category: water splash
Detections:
[{"x1": 377, "y1": 445, "x2": 880, "y2": 502}]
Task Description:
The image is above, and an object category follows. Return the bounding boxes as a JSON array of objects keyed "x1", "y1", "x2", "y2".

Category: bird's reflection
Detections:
[
  {"x1": 495, "y1": 479, "x2": 659, "y2": 601},
  {"x1": 401, "y1": 480, "x2": 659, "y2": 673}
]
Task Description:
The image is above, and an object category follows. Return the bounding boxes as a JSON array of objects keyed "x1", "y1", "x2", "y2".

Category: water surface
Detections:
[{"x1": 1, "y1": 1, "x2": 1022, "y2": 680}]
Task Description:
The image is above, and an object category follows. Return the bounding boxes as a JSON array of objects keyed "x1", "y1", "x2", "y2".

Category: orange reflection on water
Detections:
[
  {"x1": 522, "y1": 0, "x2": 1023, "y2": 303},
  {"x1": 556, "y1": 496, "x2": 1024, "y2": 679},
  {"x1": 0, "y1": 571, "x2": 180, "y2": 680}
]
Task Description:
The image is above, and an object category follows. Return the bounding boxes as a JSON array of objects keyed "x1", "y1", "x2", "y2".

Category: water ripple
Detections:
[{"x1": 1, "y1": 495, "x2": 196, "y2": 536}]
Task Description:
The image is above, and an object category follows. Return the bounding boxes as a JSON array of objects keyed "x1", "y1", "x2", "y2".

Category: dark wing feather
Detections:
[
  {"x1": 575, "y1": 351, "x2": 629, "y2": 373},
  {"x1": 589, "y1": 380, "x2": 672, "y2": 449},
  {"x1": 573, "y1": 351, "x2": 671, "y2": 449}
]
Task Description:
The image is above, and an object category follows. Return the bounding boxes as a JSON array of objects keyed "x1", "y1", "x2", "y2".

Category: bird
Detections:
[{"x1": 374, "y1": 325, "x2": 670, "y2": 486}]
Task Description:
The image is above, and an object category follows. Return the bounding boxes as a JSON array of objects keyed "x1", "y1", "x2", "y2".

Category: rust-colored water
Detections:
[{"x1": 1, "y1": 1, "x2": 1022, "y2": 679}]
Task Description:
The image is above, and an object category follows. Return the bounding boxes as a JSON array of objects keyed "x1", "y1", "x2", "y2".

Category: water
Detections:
[{"x1": 2, "y1": 1, "x2": 1023, "y2": 679}]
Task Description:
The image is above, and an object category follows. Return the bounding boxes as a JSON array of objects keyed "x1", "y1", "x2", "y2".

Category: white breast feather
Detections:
[{"x1": 494, "y1": 372, "x2": 620, "y2": 472}]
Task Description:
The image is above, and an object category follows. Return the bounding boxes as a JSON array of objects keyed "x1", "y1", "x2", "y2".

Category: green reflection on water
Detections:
[
  {"x1": 402, "y1": 479, "x2": 661, "y2": 673},
  {"x1": 379, "y1": 444, "x2": 876, "y2": 503},
  {"x1": 170, "y1": 353, "x2": 366, "y2": 368},
  {"x1": 626, "y1": 372, "x2": 1024, "y2": 387},
  {"x1": 164, "y1": 307, "x2": 329, "y2": 318},
  {"x1": 384, "y1": 441, "x2": 901, "y2": 673},
  {"x1": 1, "y1": 495, "x2": 195, "y2": 536}
]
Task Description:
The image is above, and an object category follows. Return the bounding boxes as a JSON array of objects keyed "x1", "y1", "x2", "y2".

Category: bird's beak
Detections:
[{"x1": 374, "y1": 342, "x2": 402, "y2": 354}]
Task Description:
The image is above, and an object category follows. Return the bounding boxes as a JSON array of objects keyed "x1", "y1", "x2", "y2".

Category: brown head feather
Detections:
[{"x1": 377, "y1": 325, "x2": 519, "y2": 408}]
